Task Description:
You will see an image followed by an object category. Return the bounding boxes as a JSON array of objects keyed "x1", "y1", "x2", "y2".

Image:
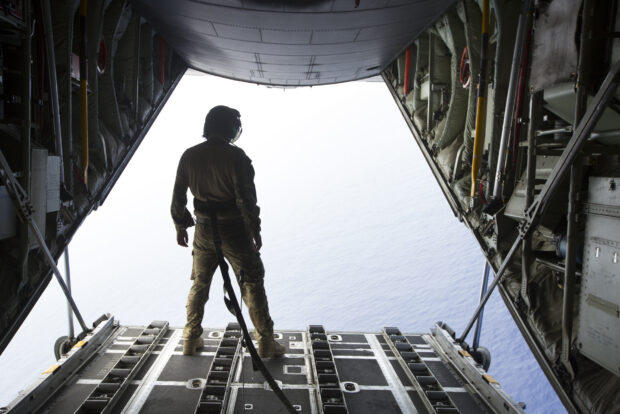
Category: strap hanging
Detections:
[{"x1": 203, "y1": 204, "x2": 297, "y2": 414}]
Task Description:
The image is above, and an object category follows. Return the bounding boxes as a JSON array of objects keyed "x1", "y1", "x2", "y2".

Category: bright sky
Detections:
[{"x1": 0, "y1": 71, "x2": 564, "y2": 413}]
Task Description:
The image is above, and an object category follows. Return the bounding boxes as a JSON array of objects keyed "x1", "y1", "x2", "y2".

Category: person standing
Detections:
[{"x1": 171, "y1": 105, "x2": 285, "y2": 357}]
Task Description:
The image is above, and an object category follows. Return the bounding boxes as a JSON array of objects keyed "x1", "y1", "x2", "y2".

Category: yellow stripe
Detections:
[
  {"x1": 483, "y1": 374, "x2": 499, "y2": 384},
  {"x1": 459, "y1": 349, "x2": 472, "y2": 358},
  {"x1": 470, "y1": 95, "x2": 486, "y2": 197},
  {"x1": 42, "y1": 364, "x2": 60, "y2": 375},
  {"x1": 72, "y1": 340, "x2": 87, "y2": 349}
]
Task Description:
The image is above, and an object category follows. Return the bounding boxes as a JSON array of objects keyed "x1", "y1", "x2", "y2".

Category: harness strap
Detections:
[
  {"x1": 194, "y1": 197, "x2": 237, "y2": 214},
  {"x1": 203, "y1": 202, "x2": 296, "y2": 414}
]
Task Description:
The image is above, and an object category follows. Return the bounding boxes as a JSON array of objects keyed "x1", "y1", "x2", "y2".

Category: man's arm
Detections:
[
  {"x1": 233, "y1": 152, "x2": 262, "y2": 250},
  {"x1": 171, "y1": 153, "x2": 195, "y2": 247}
]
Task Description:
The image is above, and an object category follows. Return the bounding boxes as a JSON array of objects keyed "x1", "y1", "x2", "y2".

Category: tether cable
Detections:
[{"x1": 205, "y1": 208, "x2": 297, "y2": 414}]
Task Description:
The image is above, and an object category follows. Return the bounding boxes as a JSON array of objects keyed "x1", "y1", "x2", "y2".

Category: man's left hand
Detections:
[
  {"x1": 254, "y1": 233, "x2": 262, "y2": 251},
  {"x1": 177, "y1": 229, "x2": 189, "y2": 247}
]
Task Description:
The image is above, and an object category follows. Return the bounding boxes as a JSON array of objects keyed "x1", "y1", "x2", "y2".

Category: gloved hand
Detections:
[
  {"x1": 177, "y1": 228, "x2": 189, "y2": 247},
  {"x1": 254, "y1": 233, "x2": 262, "y2": 251}
]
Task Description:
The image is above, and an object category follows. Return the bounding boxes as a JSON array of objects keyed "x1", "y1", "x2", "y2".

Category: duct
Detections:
[
  {"x1": 432, "y1": 10, "x2": 468, "y2": 150},
  {"x1": 99, "y1": 1, "x2": 132, "y2": 140},
  {"x1": 137, "y1": 25, "x2": 154, "y2": 123},
  {"x1": 456, "y1": 0, "x2": 482, "y2": 173},
  {"x1": 84, "y1": 0, "x2": 108, "y2": 192},
  {"x1": 427, "y1": 32, "x2": 435, "y2": 134},
  {"x1": 436, "y1": 132, "x2": 463, "y2": 179},
  {"x1": 412, "y1": 34, "x2": 429, "y2": 133},
  {"x1": 114, "y1": 12, "x2": 141, "y2": 136}
]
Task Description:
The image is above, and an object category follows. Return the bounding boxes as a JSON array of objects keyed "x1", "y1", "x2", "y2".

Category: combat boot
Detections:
[
  {"x1": 257, "y1": 339, "x2": 286, "y2": 358},
  {"x1": 183, "y1": 336, "x2": 204, "y2": 356}
]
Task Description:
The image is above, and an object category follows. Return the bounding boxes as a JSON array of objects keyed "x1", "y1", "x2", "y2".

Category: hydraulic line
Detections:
[
  {"x1": 472, "y1": 262, "x2": 491, "y2": 350},
  {"x1": 521, "y1": 91, "x2": 542, "y2": 308},
  {"x1": 205, "y1": 209, "x2": 296, "y2": 414},
  {"x1": 509, "y1": 30, "x2": 531, "y2": 171},
  {"x1": 20, "y1": 0, "x2": 31, "y2": 288},
  {"x1": 80, "y1": 0, "x2": 88, "y2": 187},
  {"x1": 489, "y1": 0, "x2": 533, "y2": 205},
  {"x1": 43, "y1": 0, "x2": 75, "y2": 338},
  {"x1": 42, "y1": 0, "x2": 64, "y2": 185},
  {"x1": 470, "y1": 0, "x2": 489, "y2": 198},
  {"x1": 403, "y1": 45, "x2": 413, "y2": 95},
  {"x1": 64, "y1": 248, "x2": 75, "y2": 339},
  {"x1": 561, "y1": 0, "x2": 593, "y2": 375}
]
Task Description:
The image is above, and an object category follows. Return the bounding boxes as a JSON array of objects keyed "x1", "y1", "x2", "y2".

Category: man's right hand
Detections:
[{"x1": 177, "y1": 229, "x2": 189, "y2": 247}]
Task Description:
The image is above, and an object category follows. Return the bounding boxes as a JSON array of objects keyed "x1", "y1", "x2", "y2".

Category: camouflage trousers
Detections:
[{"x1": 184, "y1": 217, "x2": 274, "y2": 343}]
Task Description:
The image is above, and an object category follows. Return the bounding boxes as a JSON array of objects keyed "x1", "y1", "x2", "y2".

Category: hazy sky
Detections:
[{"x1": 0, "y1": 71, "x2": 564, "y2": 413}]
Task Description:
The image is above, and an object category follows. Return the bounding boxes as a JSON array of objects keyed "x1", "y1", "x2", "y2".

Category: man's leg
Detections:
[
  {"x1": 221, "y1": 220, "x2": 283, "y2": 357},
  {"x1": 184, "y1": 224, "x2": 218, "y2": 355}
]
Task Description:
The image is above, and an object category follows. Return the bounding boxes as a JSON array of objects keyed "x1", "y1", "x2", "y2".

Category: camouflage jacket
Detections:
[{"x1": 171, "y1": 139, "x2": 261, "y2": 237}]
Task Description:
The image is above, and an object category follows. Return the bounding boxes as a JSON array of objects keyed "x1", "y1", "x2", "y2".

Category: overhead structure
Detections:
[{"x1": 132, "y1": 0, "x2": 456, "y2": 86}]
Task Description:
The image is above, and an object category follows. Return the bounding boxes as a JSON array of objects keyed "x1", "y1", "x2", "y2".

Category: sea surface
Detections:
[{"x1": 0, "y1": 73, "x2": 565, "y2": 413}]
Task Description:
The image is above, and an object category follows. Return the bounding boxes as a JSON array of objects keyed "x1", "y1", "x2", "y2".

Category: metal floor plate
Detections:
[
  {"x1": 4, "y1": 319, "x2": 527, "y2": 414},
  {"x1": 26, "y1": 327, "x2": 492, "y2": 414}
]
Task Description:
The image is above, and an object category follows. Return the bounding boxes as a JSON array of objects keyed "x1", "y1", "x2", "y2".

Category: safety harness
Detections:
[{"x1": 195, "y1": 198, "x2": 297, "y2": 414}]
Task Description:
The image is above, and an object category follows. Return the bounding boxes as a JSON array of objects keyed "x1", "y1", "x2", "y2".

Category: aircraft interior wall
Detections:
[
  {"x1": 0, "y1": 0, "x2": 187, "y2": 355},
  {"x1": 382, "y1": 0, "x2": 620, "y2": 413}
]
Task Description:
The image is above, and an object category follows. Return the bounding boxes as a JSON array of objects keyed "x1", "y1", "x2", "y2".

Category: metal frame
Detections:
[
  {"x1": 520, "y1": 91, "x2": 542, "y2": 308},
  {"x1": 429, "y1": 324, "x2": 525, "y2": 414},
  {"x1": 194, "y1": 323, "x2": 242, "y2": 413},
  {"x1": 0, "y1": 65, "x2": 186, "y2": 357},
  {"x1": 457, "y1": 59, "x2": 620, "y2": 344},
  {"x1": 4, "y1": 315, "x2": 118, "y2": 414},
  {"x1": 75, "y1": 320, "x2": 169, "y2": 413},
  {"x1": 307, "y1": 325, "x2": 349, "y2": 414},
  {"x1": 560, "y1": 0, "x2": 594, "y2": 377},
  {"x1": 0, "y1": 149, "x2": 89, "y2": 333},
  {"x1": 472, "y1": 262, "x2": 491, "y2": 351},
  {"x1": 383, "y1": 326, "x2": 455, "y2": 413}
]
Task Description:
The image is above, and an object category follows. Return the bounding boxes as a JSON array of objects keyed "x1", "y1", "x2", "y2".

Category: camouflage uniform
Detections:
[{"x1": 171, "y1": 138, "x2": 274, "y2": 343}]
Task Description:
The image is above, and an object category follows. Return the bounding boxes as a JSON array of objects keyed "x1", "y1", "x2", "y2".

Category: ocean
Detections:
[{"x1": 0, "y1": 73, "x2": 565, "y2": 413}]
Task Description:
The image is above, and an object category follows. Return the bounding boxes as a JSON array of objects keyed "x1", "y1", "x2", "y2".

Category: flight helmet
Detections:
[{"x1": 203, "y1": 105, "x2": 242, "y2": 143}]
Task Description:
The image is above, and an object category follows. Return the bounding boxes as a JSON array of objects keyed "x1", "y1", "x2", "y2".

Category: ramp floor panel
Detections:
[{"x1": 19, "y1": 326, "x2": 504, "y2": 414}]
